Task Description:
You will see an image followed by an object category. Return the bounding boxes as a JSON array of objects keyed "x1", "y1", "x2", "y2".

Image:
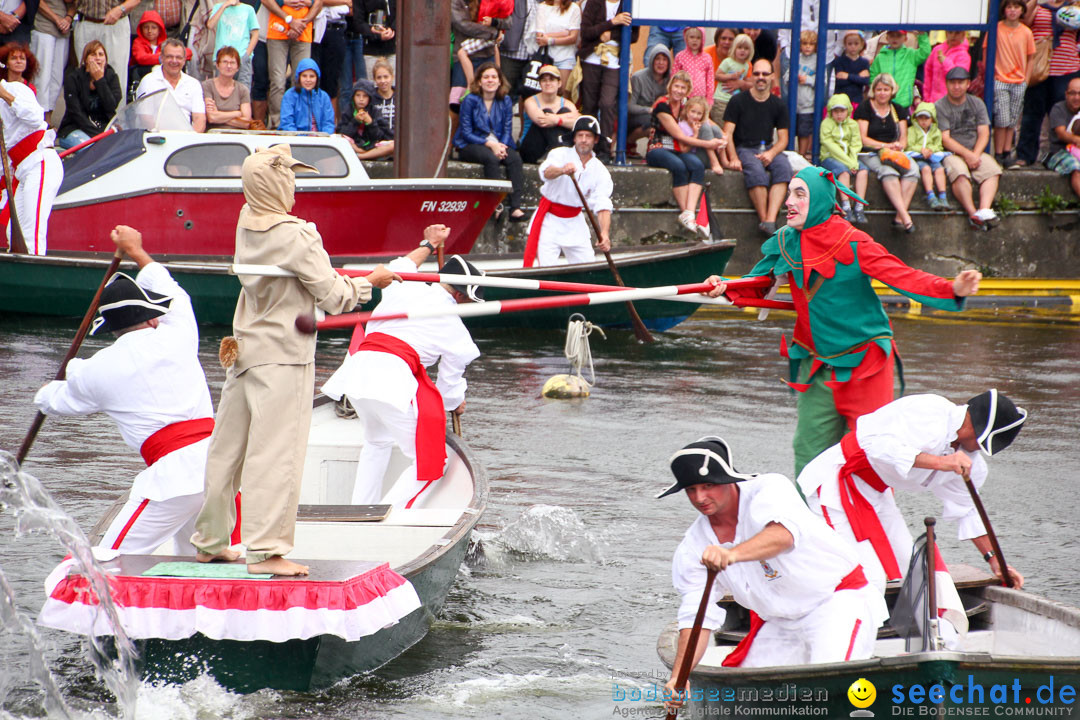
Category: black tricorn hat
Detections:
[
  {"x1": 438, "y1": 254, "x2": 486, "y2": 303},
  {"x1": 572, "y1": 115, "x2": 601, "y2": 137},
  {"x1": 657, "y1": 436, "x2": 757, "y2": 499},
  {"x1": 90, "y1": 273, "x2": 172, "y2": 335},
  {"x1": 967, "y1": 389, "x2": 1027, "y2": 456}
]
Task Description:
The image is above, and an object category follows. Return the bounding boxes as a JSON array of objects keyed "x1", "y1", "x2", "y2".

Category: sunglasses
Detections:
[{"x1": 752, "y1": 71, "x2": 771, "y2": 77}]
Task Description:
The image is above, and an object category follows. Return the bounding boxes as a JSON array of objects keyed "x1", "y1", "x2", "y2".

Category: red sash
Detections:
[
  {"x1": 720, "y1": 566, "x2": 869, "y2": 667},
  {"x1": 522, "y1": 196, "x2": 582, "y2": 268},
  {"x1": 139, "y1": 417, "x2": 215, "y2": 467},
  {"x1": 837, "y1": 432, "x2": 902, "y2": 580},
  {"x1": 358, "y1": 332, "x2": 447, "y2": 492}
]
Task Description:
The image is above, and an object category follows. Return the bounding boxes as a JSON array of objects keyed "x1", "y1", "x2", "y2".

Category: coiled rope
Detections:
[{"x1": 564, "y1": 313, "x2": 606, "y2": 387}]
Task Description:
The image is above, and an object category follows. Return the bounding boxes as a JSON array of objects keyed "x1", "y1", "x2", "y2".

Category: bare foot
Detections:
[
  {"x1": 196, "y1": 547, "x2": 241, "y2": 563},
  {"x1": 248, "y1": 556, "x2": 309, "y2": 576}
]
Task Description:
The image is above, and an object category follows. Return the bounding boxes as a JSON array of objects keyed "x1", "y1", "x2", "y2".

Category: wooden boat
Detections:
[
  {"x1": 38, "y1": 398, "x2": 486, "y2": 692},
  {"x1": 654, "y1": 565, "x2": 1080, "y2": 718},
  {"x1": 0, "y1": 240, "x2": 735, "y2": 330},
  {"x1": 50, "y1": 90, "x2": 507, "y2": 259}
]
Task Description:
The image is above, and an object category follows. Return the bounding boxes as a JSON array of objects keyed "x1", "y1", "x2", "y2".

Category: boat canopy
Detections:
[{"x1": 58, "y1": 129, "x2": 147, "y2": 195}]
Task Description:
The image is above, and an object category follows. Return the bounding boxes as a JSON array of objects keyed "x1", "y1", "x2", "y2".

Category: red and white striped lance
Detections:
[
  {"x1": 296, "y1": 280, "x2": 794, "y2": 334},
  {"x1": 231, "y1": 264, "x2": 787, "y2": 309}
]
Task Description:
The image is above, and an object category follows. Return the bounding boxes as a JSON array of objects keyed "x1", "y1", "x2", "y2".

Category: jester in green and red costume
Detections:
[{"x1": 707, "y1": 166, "x2": 982, "y2": 474}]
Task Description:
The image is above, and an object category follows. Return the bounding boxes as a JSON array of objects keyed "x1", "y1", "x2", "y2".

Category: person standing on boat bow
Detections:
[
  {"x1": 0, "y1": 76, "x2": 62, "y2": 255},
  {"x1": 797, "y1": 390, "x2": 1027, "y2": 641},
  {"x1": 661, "y1": 436, "x2": 887, "y2": 709},
  {"x1": 34, "y1": 225, "x2": 212, "y2": 555},
  {"x1": 704, "y1": 166, "x2": 983, "y2": 475},
  {"x1": 190, "y1": 144, "x2": 399, "y2": 577},
  {"x1": 321, "y1": 224, "x2": 481, "y2": 511},
  {"x1": 523, "y1": 115, "x2": 613, "y2": 267}
]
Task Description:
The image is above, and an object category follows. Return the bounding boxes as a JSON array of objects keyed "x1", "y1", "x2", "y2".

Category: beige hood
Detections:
[{"x1": 238, "y1": 145, "x2": 318, "y2": 232}]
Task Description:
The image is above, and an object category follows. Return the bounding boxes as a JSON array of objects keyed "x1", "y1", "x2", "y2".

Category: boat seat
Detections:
[{"x1": 297, "y1": 504, "x2": 391, "y2": 522}]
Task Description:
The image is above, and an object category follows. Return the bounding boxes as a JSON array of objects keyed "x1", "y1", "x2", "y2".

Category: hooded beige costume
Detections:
[{"x1": 191, "y1": 145, "x2": 372, "y2": 565}]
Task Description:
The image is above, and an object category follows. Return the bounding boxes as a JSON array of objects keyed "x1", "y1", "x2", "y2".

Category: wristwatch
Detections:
[
  {"x1": 983, "y1": 550, "x2": 996, "y2": 563},
  {"x1": 419, "y1": 240, "x2": 436, "y2": 253}
]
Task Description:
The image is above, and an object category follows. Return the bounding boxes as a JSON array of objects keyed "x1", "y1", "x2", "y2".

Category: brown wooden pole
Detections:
[
  {"x1": 395, "y1": 0, "x2": 451, "y2": 179},
  {"x1": 16, "y1": 249, "x2": 125, "y2": 465},
  {"x1": 666, "y1": 567, "x2": 717, "y2": 719},
  {"x1": 568, "y1": 175, "x2": 655, "y2": 343},
  {"x1": 924, "y1": 517, "x2": 938, "y2": 649},
  {"x1": 961, "y1": 472, "x2": 1015, "y2": 588}
]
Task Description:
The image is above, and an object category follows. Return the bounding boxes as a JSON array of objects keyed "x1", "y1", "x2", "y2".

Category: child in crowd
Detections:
[
  {"x1": 678, "y1": 95, "x2": 724, "y2": 174},
  {"x1": 131, "y1": 11, "x2": 175, "y2": 93},
  {"x1": 674, "y1": 27, "x2": 715, "y2": 107},
  {"x1": 818, "y1": 93, "x2": 862, "y2": 218},
  {"x1": 337, "y1": 78, "x2": 394, "y2": 160},
  {"x1": 457, "y1": 0, "x2": 509, "y2": 86},
  {"x1": 278, "y1": 58, "x2": 335, "y2": 133},
  {"x1": 206, "y1": 0, "x2": 259, "y2": 88},
  {"x1": 993, "y1": 0, "x2": 1035, "y2": 167},
  {"x1": 906, "y1": 102, "x2": 951, "y2": 210},
  {"x1": 869, "y1": 29, "x2": 930, "y2": 108},
  {"x1": 796, "y1": 30, "x2": 817, "y2": 159},
  {"x1": 712, "y1": 33, "x2": 753, "y2": 126},
  {"x1": 833, "y1": 30, "x2": 870, "y2": 107}
]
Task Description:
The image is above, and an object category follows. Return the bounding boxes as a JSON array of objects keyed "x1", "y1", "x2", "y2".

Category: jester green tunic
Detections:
[{"x1": 725, "y1": 167, "x2": 967, "y2": 474}]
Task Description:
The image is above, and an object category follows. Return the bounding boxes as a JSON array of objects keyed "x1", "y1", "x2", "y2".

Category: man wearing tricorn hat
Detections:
[
  {"x1": 190, "y1": 144, "x2": 399, "y2": 577},
  {"x1": 523, "y1": 114, "x2": 614, "y2": 267},
  {"x1": 660, "y1": 436, "x2": 887, "y2": 708},
  {"x1": 34, "y1": 225, "x2": 212, "y2": 556},
  {"x1": 797, "y1": 390, "x2": 1027, "y2": 638},
  {"x1": 321, "y1": 224, "x2": 482, "y2": 511}
]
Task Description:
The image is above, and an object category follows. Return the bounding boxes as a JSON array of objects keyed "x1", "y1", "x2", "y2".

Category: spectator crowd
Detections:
[{"x1": 14, "y1": 0, "x2": 1080, "y2": 229}]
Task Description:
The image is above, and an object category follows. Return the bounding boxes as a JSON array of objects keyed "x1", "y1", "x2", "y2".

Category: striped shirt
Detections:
[{"x1": 1030, "y1": 6, "x2": 1080, "y2": 77}]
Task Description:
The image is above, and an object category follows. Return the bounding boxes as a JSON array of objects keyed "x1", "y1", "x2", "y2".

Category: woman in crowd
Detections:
[
  {"x1": 519, "y1": 64, "x2": 580, "y2": 163},
  {"x1": 0, "y1": 43, "x2": 38, "y2": 94},
  {"x1": 202, "y1": 46, "x2": 252, "y2": 131},
  {"x1": 645, "y1": 70, "x2": 725, "y2": 237},
  {"x1": 534, "y1": 0, "x2": 581, "y2": 93},
  {"x1": 57, "y1": 41, "x2": 121, "y2": 150},
  {"x1": 453, "y1": 62, "x2": 526, "y2": 221},
  {"x1": 853, "y1": 73, "x2": 919, "y2": 232},
  {"x1": 705, "y1": 27, "x2": 736, "y2": 74}
]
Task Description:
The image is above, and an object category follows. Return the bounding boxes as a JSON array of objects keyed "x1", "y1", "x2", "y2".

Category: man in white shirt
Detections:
[
  {"x1": 797, "y1": 391, "x2": 1027, "y2": 637},
  {"x1": 660, "y1": 436, "x2": 886, "y2": 709},
  {"x1": 0, "y1": 78, "x2": 62, "y2": 255},
  {"x1": 524, "y1": 115, "x2": 613, "y2": 267},
  {"x1": 34, "y1": 226, "x2": 213, "y2": 555},
  {"x1": 322, "y1": 224, "x2": 482, "y2": 511},
  {"x1": 135, "y1": 37, "x2": 207, "y2": 132}
]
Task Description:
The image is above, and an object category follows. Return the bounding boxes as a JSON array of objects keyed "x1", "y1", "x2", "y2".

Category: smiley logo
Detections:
[{"x1": 848, "y1": 678, "x2": 876, "y2": 709}]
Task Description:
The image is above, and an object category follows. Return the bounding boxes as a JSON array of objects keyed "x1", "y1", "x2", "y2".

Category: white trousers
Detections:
[
  {"x1": 29, "y1": 31, "x2": 68, "y2": 112},
  {"x1": 350, "y1": 397, "x2": 430, "y2": 509},
  {"x1": 74, "y1": 20, "x2": 129, "y2": 97},
  {"x1": 530, "y1": 210, "x2": 595, "y2": 266},
  {"x1": 98, "y1": 491, "x2": 205, "y2": 556},
  {"x1": 4, "y1": 150, "x2": 63, "y2": 255},
  {"x1": 740, "y1": 586, "x2": 880, "y2": 667}
]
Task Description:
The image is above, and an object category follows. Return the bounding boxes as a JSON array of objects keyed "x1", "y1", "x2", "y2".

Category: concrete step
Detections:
[{"x1": 365, "y1": 159, "x2": 1080, "y2": 278}]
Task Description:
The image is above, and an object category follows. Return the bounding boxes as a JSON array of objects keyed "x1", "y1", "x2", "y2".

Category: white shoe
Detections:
[
  {"x1": 678, "y1": 210, "x2": 697, "y2": 233},
  {"x1": 973, "y1": 208, "x2": 999, "y2": 224},
  {"x1": 696, "y1": 222, "x2": 710, "y2": 239}
]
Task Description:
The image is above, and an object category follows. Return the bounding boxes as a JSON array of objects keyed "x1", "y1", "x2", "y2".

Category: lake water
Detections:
[{"x1": 1, "y1": 306, "x2": 1078, "y2": 719}]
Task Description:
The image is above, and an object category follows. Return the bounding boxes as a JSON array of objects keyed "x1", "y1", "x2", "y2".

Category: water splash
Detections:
[
  {"x1": 0, "y1": 451, "x2": 139, "y2": 719},
  {"x1": 471, "y1": 505, "x2": 609, "y2": 565}
]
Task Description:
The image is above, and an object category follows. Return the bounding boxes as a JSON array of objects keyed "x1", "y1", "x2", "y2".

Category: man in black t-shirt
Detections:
[
  {"x1": 722, "y1": 58, "x2": 792, "y2": 236},
  {"x1": 1044, "y1": 77, "x2": 1080, "y2": 203}
]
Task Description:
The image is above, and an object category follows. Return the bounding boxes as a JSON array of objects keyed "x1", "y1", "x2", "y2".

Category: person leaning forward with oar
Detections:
[
  {"x1": 660, "y1": 436, "x2": 888, "y2": 711},
  {"x1": 523, "y1": 115, "x2": 613, "y2": 268},
  {"x1": 705, "y1": 166, "x2": 983, "y2": 476},
  {"x1": 190, "y1": 144, "x2": 400, "y2": 577},
  {"x1": 797, "y1": 390, "x2": 1027, "y2": 645}
]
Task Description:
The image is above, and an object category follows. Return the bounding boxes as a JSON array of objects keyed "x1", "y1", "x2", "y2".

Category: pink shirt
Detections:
[{"x1": 922, "y1": 41, "x2": 970, "y2": 104}]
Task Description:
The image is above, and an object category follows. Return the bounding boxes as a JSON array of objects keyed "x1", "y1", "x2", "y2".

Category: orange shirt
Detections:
[
  {"x1": 995, "y1": 20, "x2": 1035, "y2": 84},
  {"x1": 705, "y1": 45, "x2": 723, "y2": 74},
  {"x1": 267, "y1": 5, "x2": 313, "y2": 43}
]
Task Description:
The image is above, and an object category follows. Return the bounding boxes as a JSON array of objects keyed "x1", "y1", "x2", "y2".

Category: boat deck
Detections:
[{"x1": 110, "y1": 553, "x2": 385, "y2": 584}]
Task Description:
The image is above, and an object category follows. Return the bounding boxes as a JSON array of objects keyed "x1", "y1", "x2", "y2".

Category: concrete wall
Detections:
[{"x1": 366, "y1": 160, "x2": 1080, "y2": 278}]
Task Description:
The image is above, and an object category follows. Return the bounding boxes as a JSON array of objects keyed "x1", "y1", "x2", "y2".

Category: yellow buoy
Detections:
[{"x1": 542, "y1": 374, "x2": 591, "y2": 399}]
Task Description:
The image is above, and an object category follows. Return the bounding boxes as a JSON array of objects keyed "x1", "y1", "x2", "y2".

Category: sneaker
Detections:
[
  {"x1": 852, "y1": 206, "x2": 868, "y2": 225},
  {"x1": 968, "y1": 213, "x2": 989, "y2": 231},
  {"x1": 840, "y1": 204, "x2": 852, "y2": 219},
  {"x1": 696, "y1": 222, "x2": 711, "y2": 239},
  {"x1": 1001, "y1": 153, "x2": 1017, "y2": 169},
  {"x1": 678, "y1": 210, "x2": 698, "y2": 233},
  {"x1": 974, "y1": 208, "x2": 999, "y2": 226},
  {"x1": 758, "y1": 220, "x2": 776, "y2": 236},
  {"x1": 937, "y1": 194, "x2": 952, "y2": 211},
  {"x1": 926, "y1": 194, "x2": 942, "y2": 210}
]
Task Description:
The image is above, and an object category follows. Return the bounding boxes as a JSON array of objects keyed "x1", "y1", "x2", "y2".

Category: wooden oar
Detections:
[
  {"x1": 232, "y1": 264, "x2": 784, "y2": 309},
  {"x1": 16, "y1": 249, "x2": 125, "y2": 465},
  {"x1": 924, "y1": 517, "x2": 941, "y2": 651},
  {"x1": 0, "y1": 113, "x2": 27, "y2": 254},
  {"x1": 450, "y1": 412, "x2": 462, "y2": 438},
  {"x1": 567, "y1": 174, "x2": 654, "y2": 343},
  {"x1": 296, "y1": 281, "x2": 794, "y2": 334},
  {"x1": 666, "y1": 567, "x2": 717, "y2": 719},
  {"x1": 961, "y1": 472, "x2": 1014, "y2": 588}
]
